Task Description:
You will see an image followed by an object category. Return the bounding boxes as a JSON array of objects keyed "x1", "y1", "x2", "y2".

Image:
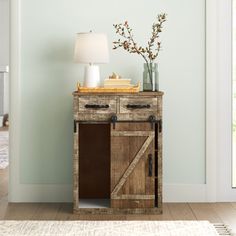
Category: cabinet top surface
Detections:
[{"x1": 73, "y1": 91, "x2": 164, "y2": 96}]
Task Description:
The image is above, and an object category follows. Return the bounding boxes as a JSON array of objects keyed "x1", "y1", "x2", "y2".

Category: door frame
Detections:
[
  {"x1": 206, "y1": 0, "x2": 236, "y2": 201},
  {"x1": 9, "y1": 0, "x2": 21, "y2": 201}
]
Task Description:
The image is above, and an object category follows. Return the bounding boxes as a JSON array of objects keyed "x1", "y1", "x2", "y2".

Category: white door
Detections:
[{"x1": 232, "y1": 0, "x2": 236, "y2": 190}]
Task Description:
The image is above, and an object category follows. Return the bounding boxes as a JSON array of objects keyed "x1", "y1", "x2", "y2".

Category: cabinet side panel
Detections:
[
  {"x1": 73, "y1": 122, "x2": 79, "y2": 210},
  {"x1": 157, "y1": 97, "x2": 163, "y2": 209}
]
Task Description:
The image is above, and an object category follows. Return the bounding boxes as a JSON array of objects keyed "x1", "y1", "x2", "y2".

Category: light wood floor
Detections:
[{"x1": 1, "y1": 169, "x2": 236, "y2": 234}]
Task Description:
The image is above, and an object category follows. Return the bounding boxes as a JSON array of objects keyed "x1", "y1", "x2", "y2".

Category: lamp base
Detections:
[{"x1": 83, "y1": 65, "x2": 100, "y2": 88}]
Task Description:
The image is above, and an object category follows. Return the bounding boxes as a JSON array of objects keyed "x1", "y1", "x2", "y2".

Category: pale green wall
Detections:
[
  {"x1": 0, "y1": 0, "x2": 9, "y2": 65},
  {"x1": 20, "y1": 0, "x2": 205, "y2": 184}
]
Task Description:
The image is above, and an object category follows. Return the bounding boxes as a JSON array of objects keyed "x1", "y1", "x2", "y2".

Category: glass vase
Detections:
[{"x1": 143, "y1": 63, "x2": 159, "y2": 91}]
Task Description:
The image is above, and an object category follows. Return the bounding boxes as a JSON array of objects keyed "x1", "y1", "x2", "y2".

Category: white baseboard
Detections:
[
  {"x1": 9, "y1": 183, "x2": 207, "y2": 203},
  {"x1": 163, "y1": 184, "x2": 207, "y2": 202}
]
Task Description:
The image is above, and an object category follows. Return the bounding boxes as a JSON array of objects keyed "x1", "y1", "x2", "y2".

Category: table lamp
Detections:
[{"x1": 74, "y1": 32, "x2": 109, "y2": 87}]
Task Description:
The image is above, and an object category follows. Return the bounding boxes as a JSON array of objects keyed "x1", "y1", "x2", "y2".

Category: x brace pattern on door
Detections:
[{"x1": 111, "y1": 131, "x2": 155, "y2": 200}]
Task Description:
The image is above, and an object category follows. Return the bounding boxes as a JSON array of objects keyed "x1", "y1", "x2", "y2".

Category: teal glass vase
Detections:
[{"x1": 143, "y1": 63, "x2": 159, "y2": 91}]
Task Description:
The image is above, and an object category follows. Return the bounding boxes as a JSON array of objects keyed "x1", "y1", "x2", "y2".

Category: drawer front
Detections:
[
  {"x1": 78, "y1": 96, "x2": 117, "y2": 114},
  {"x1": 119, "y1": 97, "x2": 158, "y2": 114}
]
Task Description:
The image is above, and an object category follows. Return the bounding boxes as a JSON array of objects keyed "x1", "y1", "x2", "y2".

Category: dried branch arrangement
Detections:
[{"x1": 113, "y1": 14, "x2": 167, "y2": 81}]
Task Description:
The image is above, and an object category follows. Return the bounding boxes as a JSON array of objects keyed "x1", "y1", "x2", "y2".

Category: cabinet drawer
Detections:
[
  {"x1": 78, "y1": 96, "x2": 117, "y2": 114},
  {"x1": 119, "y1": 97, "x2": 158, "y2": 114}
]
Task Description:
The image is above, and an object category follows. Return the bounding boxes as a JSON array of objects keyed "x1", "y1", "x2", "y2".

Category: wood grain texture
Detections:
[
  {"x1": 73, "y1": 207, "x2": 162, "y2": 215},
  {"x1": 73, "y1": 122, "x2": 79, "y2": 211},
  {"x1": 157, "y1": 121, "x2": 163, "y2": 209},
  {"x1": 111, "y1": 133, "x2": 154, "y2": 198},
  {"x1": 4, "y1": 203, "x2": 40, "y2": 220},
  {"x1": 78, "y1": 96, "x2": 117, "y2": 114},
  {"x1": 145, "y1": 138, "x2": 155, "y2": 198},
  {"x1": 74, "y1": 113, "x2": 160, "y2": 122},
  {"x1": 112, "y1": 195, "x2": 155, "y2": 200},
  {"x1": 110, "y1": 123, "x2": 130, "y2": 197},
  {"x1": 126, "y1": 203, "x2": 170, "y2": 220},
  {"x1": 189, "y1": 203, "x2": 222, "y2": 223},
  {"x1": 167, "y1": 203, "x2": 196, "y2": 220},
  {"x1": 211, "y1": 203, "x2": 236, "y2": 233},
  {"x1": 111, "y1": 131, "x2": 154, "y2": 137},
  {"x1": 0, "y1": 167, "x2": 8, "y2": 200},
  {"x1": 119, "y1": 97, "x2": 158, "y2": 114},
  {"x1": 31, "y1": 203, "x2": 60, "y2": 220},
  {"x1": 73, "y1": 92, "x2": 163, "y2": 214},
  {"x1": 111, "y1": 200, "x2": 154, "y2": 209},
  {"x1": 110, "y1": 123, "x2": 155, "y2": 209}
]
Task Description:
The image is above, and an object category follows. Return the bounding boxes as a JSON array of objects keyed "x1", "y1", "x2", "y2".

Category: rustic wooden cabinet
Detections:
[{"x1": 73, "y1": 92, "x2": 163, "y2": 214}]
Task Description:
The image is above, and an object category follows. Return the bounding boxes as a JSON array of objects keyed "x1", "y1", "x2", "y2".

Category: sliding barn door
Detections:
[{"x1": 111, "y1": 123, "x2": 155, "y2": 208}]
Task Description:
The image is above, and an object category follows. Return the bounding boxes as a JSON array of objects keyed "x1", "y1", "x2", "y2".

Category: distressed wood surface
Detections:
[
  {"x1": 73, "y1": 207, "x2": 162, "y2": 215},
  {"x1": 110, "y1": 124, "x2": 130, "y2": 199},
  {"x1": 111, "y1": 135, "x2": 153, "y2": 197},
  {"x1": 112, "y1": 194, "x2": 155, "y2": 200},
  {"x1": 111, "y1": 131, "x2": 154, "y2": 137},
  {"x1": 157, "y1": 95, "x2": 163, "y2": 117},
  {"x1": 112, "y1": 123, "x2": 153, "y2": 131},
  {"x1": 74, "y1": 113, "x2": 160, "y2": 122},
  {"x1": 128, "y1": 129, "x2": 146, "y2": 197},
  {"x1": 145, "y1": 134, "x2": 155, "y2": 198},
  {"x1": 119, "y1": 97, "x2": 158, "y2": 114},
  {"x1": 111, "y1": 133, "x2": 154, "y2": 198},
  {"x1": 157, "y1": 105, "x2": 163, "y2": 209},
  {"x1": 111, "y1": 200, "x2": 154, "y2": 209},
  {"x1": 73, "y1": 93, "x2": 163, "y2": 214},
  {"x1": 73, "y1": 122, "x2": 79, "y2": 211},
  {"x1": 110, "y1": 123, "x2": 155, "y2": 209},
  {"x1": 78, "y1": 96, "x2": 117, "y2": 114}
]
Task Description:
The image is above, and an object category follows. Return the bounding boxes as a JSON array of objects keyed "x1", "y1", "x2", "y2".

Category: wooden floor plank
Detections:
[
  {"x1": 211, "y1": 203, "x2": 236, "y2": 234},
  {"x1": 125, "y1": 204, "x2": 172, "y2": 220},
  {"x1": 0, "y1": 168, "x2": 8, "y2": 200},
  {"x1": 189, "y1": 203, "x2": 223, "y2": 223},
  {"x1": 230, "y1": 202, "x2": 236, "y2": 210},
  {"x1": 0, "y1": 197, "x2": 8, "y2": 220},
  {"x1": 31, "y1": 203, "x2": 61, "y2": 220},
  {"x1": 4, "y1": 203, "x2": 40, "y2": 220},
  {"x1": 55, "y1": 203, "x2": 128, "y2": 221},
  {"x1": 55, "y1": 203, "x2": 73, "y2": 220},
  {"x1": 167, "y1": 203, "x2": 196, "y2": 220}
]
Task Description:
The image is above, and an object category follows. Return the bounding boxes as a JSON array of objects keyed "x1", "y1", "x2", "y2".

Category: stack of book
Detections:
[{"x1": 104, "y1": 78, "x2": 132, "y2": 88}]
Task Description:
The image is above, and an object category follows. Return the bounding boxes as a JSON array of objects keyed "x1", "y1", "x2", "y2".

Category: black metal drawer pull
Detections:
[
  {"x1": 85, "y1": 104, "x2": 109, "y2": 109},
  {"x1": 126, "y1": 104, "x2": 151, "y2": 109},
  {"x1": 148, "y1": 154, "x2": 153, "y2": 177}
]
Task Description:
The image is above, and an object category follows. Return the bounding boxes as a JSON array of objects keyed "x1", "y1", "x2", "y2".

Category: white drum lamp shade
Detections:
[{"x1": 74, "y1": 32, "x2": 109, "y2": 87}]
